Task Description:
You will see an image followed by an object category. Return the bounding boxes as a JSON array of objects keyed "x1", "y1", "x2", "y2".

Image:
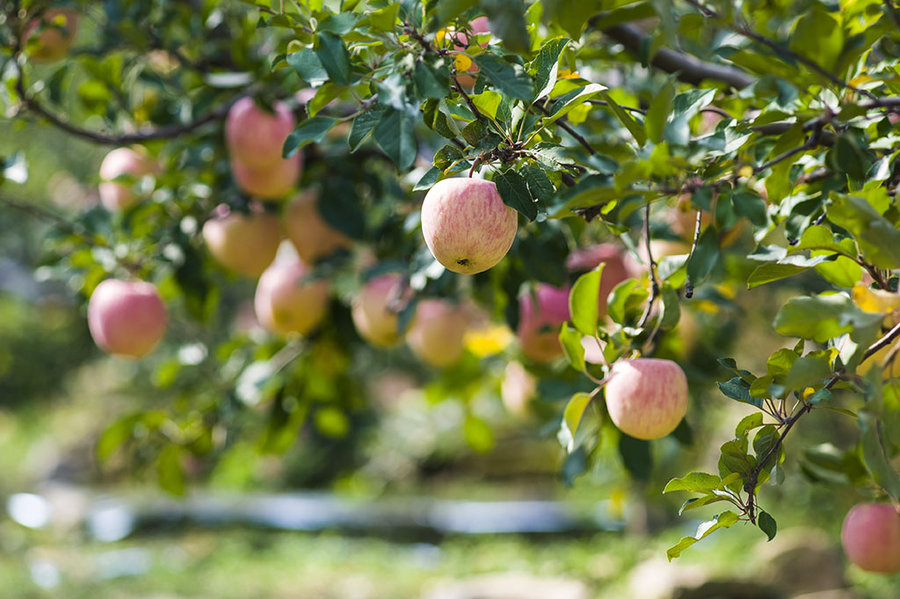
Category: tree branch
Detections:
[{"x1": 595, "y1": 23, "x2": 755, "y2": 90}]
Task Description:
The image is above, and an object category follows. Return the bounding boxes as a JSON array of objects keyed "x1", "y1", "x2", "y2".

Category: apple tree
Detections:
[{"x1": 3, "y1": 0, "x2": 900, "y2": 564}]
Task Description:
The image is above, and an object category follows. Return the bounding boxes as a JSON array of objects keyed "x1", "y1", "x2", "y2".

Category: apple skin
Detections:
[
  {"x1": 566, "y1": 243, "x2": 637, "y2": 316},
  {"x1": 88, "y1": 279, "x2": 167, "y2": 359},
  {"x1": 501, "y1": 360, "x2": 536, "y2": 415},
  {"x1": 98, "y1": 147, "x2": 158, "y2": 211},
  {"x1": 841, "y1": 503, "x2": 900, "y2": 573},
  {"x1": 406, "y1": 298, "x2": 468, "y2": 368},
  {"x1": 202, "y1": 205, "x2": 281, "y2": 277},
  {"x1": 605, "y1": 358, "x2": 688, "y2": 440},
  {"x1": 24, "y1": 9, "x2": 79, "y2": 63},
  {"x1": 225, "y1": 97, "x2": 296, "y2": 170},
  {"x1": 253, "y1": 256, "x2": 329, "y2": 336},
  {"x1": 351, "y1": 273, "x2": 406, "y2": 348},
  {"x1": 283, "y1": 190, "x2": 352, "y2": 264},
  {"x1": 230, "y1": 153, "x2": 302, "y2": 200},
  {"x1": 421, "y1": 178, "x2": 517, "y2": 275},
  {"x1": 517, "y1": 284, "x2": 571, "y2": 364}
]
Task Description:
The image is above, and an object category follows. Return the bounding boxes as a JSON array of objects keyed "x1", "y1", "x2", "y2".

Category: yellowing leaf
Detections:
[
  {"x1": 557, "y1": 68, "x2": 580, "y2": 79},
  {"x1": 464, "y1": 324, "x2": 513, "y2": 357},
  {"x1": 454, "y1": 53, "x2": 473, "y2": 72},
  {"x1": 852, "y1": 283, "x2": 900, "y2": 314}
]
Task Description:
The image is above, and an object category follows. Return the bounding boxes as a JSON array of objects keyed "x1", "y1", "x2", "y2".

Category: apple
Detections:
[
  {"x1": 566, "y1": 243, "x2": 637, "y2": 316},
  {"x1": 202, "y1": 204, "x2": 281, "y2": 277},
  {"x1": 225, "y1": 97, "x2": 296, "y2": 170},
  {"x1": 24, "y1": 9, "x2": 79, "y2": 63},
  {"x1": 605, "y1": 358, "x2": 688, "y2": 440},
  {"x1": 406, "y1": 298, "x2": 468, "y2": 368},
  {"x1": 98, "y1": 147, "x2": 158, "y2": 211},
  {"x1": 351, "y1": 273, "x2": 406, "y2": 348},
  {"x1": 841, "y1": 503, "x2": 900, "y2": 573},
  {"x1": 87, "y1": 279, "x2": 167, "y2": 359},
  {"x1": 421, "y1": 178, "x2": 517, "y2": 275},
  {"x1": 230, "y1": 153, "x2": 302, "y2": 200},
  {"x1": 501, "y1": 360, "x2": 536, "y2": 416},
  {"x1": 517, "y1": 284, "x2": 571, "y2": 364},
  {"x1": 283, "y1": 190, "x2": 352, "y2": 264},
  {"x1": 448, "y1": 16, "x2": 490, "y2": 88},
  {"x1": 253, "y1": 253, "x2": 329, "y2": 336}
]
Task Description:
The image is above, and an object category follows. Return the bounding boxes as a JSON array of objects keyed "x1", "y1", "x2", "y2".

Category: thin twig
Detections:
[
  {"x1": 637, "y1": 201, "x2": 660, "y2": 329},
  {"x1": 684, "y1": 210, "x2": 703, "y2": 299}
]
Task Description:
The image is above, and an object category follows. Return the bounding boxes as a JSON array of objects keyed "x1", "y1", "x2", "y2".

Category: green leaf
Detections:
[
  {"x1": 349, "y1": 105, "x2": 387, "y2": 152},
  {"x1": 157, "y1": 445, "x2": 186, "y2": 496},
  {"x1": 784, "y1": 353, "x2": 832, "y2": 392},
  {"x1": 830, "y1": 133, "x2": 870, "y2": 181},
  {"x1": 758, "y1": 510, "x2": 777, "y2": 541},
  {"x1": 315, "y1": 32, "x2": 353, "y2": 86},
  {"x1": 523, "y1": 165, "x2": 555, "y2": 202},
  {"x1": 559, "y1": 391, "x2": 593, "y2": 452},
  {"x1": 827, "y1": 193, "x2": 900, "y2": 269},
  {"x1": 287, "y1": 49, "x2": 329, "y2": 85},
  {"x1": 773, "y1": 293, "x2": 882, "y2": 343},
  {"x1": 559, "y1": 324, "x2": 586, "y2": 374},
  {"x1": 859, "y1": 411, "x2": 900, "y2": 500},
  {"x1": 464, "y1": 413, "x2": 495, "y2": 454},
  {"x1": 415, "y1": 60, "x2": 450, "y2": 99},
  {"x1": 718, "y1": 377, "x2": 763, "y2": 409},
  {"x1": 530, "y1": 37, "x2": 569, "y2": 100},
  {"x1": 735, "y1": 412, "x2": 764, "y2": 438},
  {"x1": 663, "y1": 472, "x2": 723, "y2": 494},
  {"x1": 373, "y1": 109, "x2": 418, "y2": 170},
  {"x1": 481, "y1": 0, "x2": 531, "y2": 53},
  {"x1": 666, "y1": 511, "x2": 739, "y2": 560},
  {"x1": 600, "y1": 92, "x2": 645, "y2": 145},
  {"x1": 542, "y1": 0, "x2": 602, "y2": 38},
  {"x1": 366, "y1": 3, "x2": 400, "y2": 32},
  {"x1": 494, "y1": 170, "x2": 537, "y2": 220},
  {"x1": 686, "y1": 227, "x2": 719, "y2": 285},
  {"x1": 473, "y1": 54, "x2": 535, "y2": 102},
  {"x1": 545, "y1": 83, "x2": 607, "y2": 123},
  {"x1": 470, "y1": 90, "x2": 504, "y2": 119},
  {"x1": 645, "y1": 79, "x2": 675, "y2": 144},
  {"x1": 569, "y1": 266, "x2": 603, "y2": 336},
  {"x1": 747, "y1": 258, "x2": 826, "y2": 289},
  {"x1": 283, "y1": 117, "x2": 337, "y2": 158},
  {"x1": 789, "y1": 6, "x2": 843, "y2": 72},
  {"x1": 618, "y1": 433, "x2": 652, "y2": 481}
]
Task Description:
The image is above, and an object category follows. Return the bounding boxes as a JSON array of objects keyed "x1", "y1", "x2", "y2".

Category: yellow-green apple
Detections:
[
  {"x1": 406, "y1": 298, "x2": 468, "y2": 367},
  {"x1": 351, "y1": 273, "x2": 407, "y2": 348},
  {"x1": 98, "y1": 146, "x2": 158, "y2": 211},
  {"x1": 253, "y1": 252, "x2": 329, "y2": 336},
  {"x1": 566, "y1": 243, "x2": 637, "y2": 316},
  {"x1": 605, "y1": 358, "x2": 688, "y2": 440},
  {"x1": 24, "y1": 9, "x2": 79, "y2": 62},
  {"x1": 517, "y1": 284, "x2": 571, "y2": 364},
  {"x1": 87, "y1": 279, "x2": 167, "y2": 359},
  {"x1": 230, "y1": 153, "x2": 301, "y2": 200},
  {"x1": 225, "y1": 97, "x2": 296, "y2": 170},
  {"x1": 283, "y1": 190, "x2": 352, "y2": 264},
  {"x1": 201, "y1": 204, "x2": 281, "y2": 277},
  {"x1": 421, "y1": 178, "x2": 517, "y2": 274},
  {"x1": 841, "y1": 503, "x2": 900, "y2": 573}
]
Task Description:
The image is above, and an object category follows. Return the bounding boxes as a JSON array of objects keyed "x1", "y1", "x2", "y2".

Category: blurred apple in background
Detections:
[
  {"x1": 283, "y1": 190, "x2": 352, "y2": 264},
  {"x1": 406, "y1": 298, "x2": 468, "y2": 368},
  {"x1": 98, "y1": 146, "x2": 159, "y2": 211},
  {"x1": 517, "y1": 284, "x2": 571, "y2": 364},
  {"x1": 24, "y1": 9, "x2": 79, "y2": 62},
  {"x1": 253, "y1": 246, "x2": 330, "y2": 336},
  {"x1": 202, "y1": 204, "x2": 281, "y2": 277},
  {"x1": 88, "y1": 279, "x2": 167, "y2": 359},
  {"x1": 352, "y1": 273, "x2": 407, "y2": 348}
]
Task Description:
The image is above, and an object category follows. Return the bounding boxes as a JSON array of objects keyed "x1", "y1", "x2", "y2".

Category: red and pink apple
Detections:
[
  {"x1": 225, "y1": 97, "x2": 296, "y2": 170},
  {"x1": 517, "y1": 284, "x2": 571, "y2": 364},
  {"x1": 605, "y1": 358, "x2": 688, "y2": 440},
  {"x1": 421, "y1": 178, "x2": 517, "y2": 275},
  {"x1": 841, "y1": 502, "x2": 900, "y2": 573},
  {"x1": 230, "y1": 153, "x2": 301, "y2": 200},
  {"x1": 87, "y1": 279, "x2": 167, "y2": 359}
]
